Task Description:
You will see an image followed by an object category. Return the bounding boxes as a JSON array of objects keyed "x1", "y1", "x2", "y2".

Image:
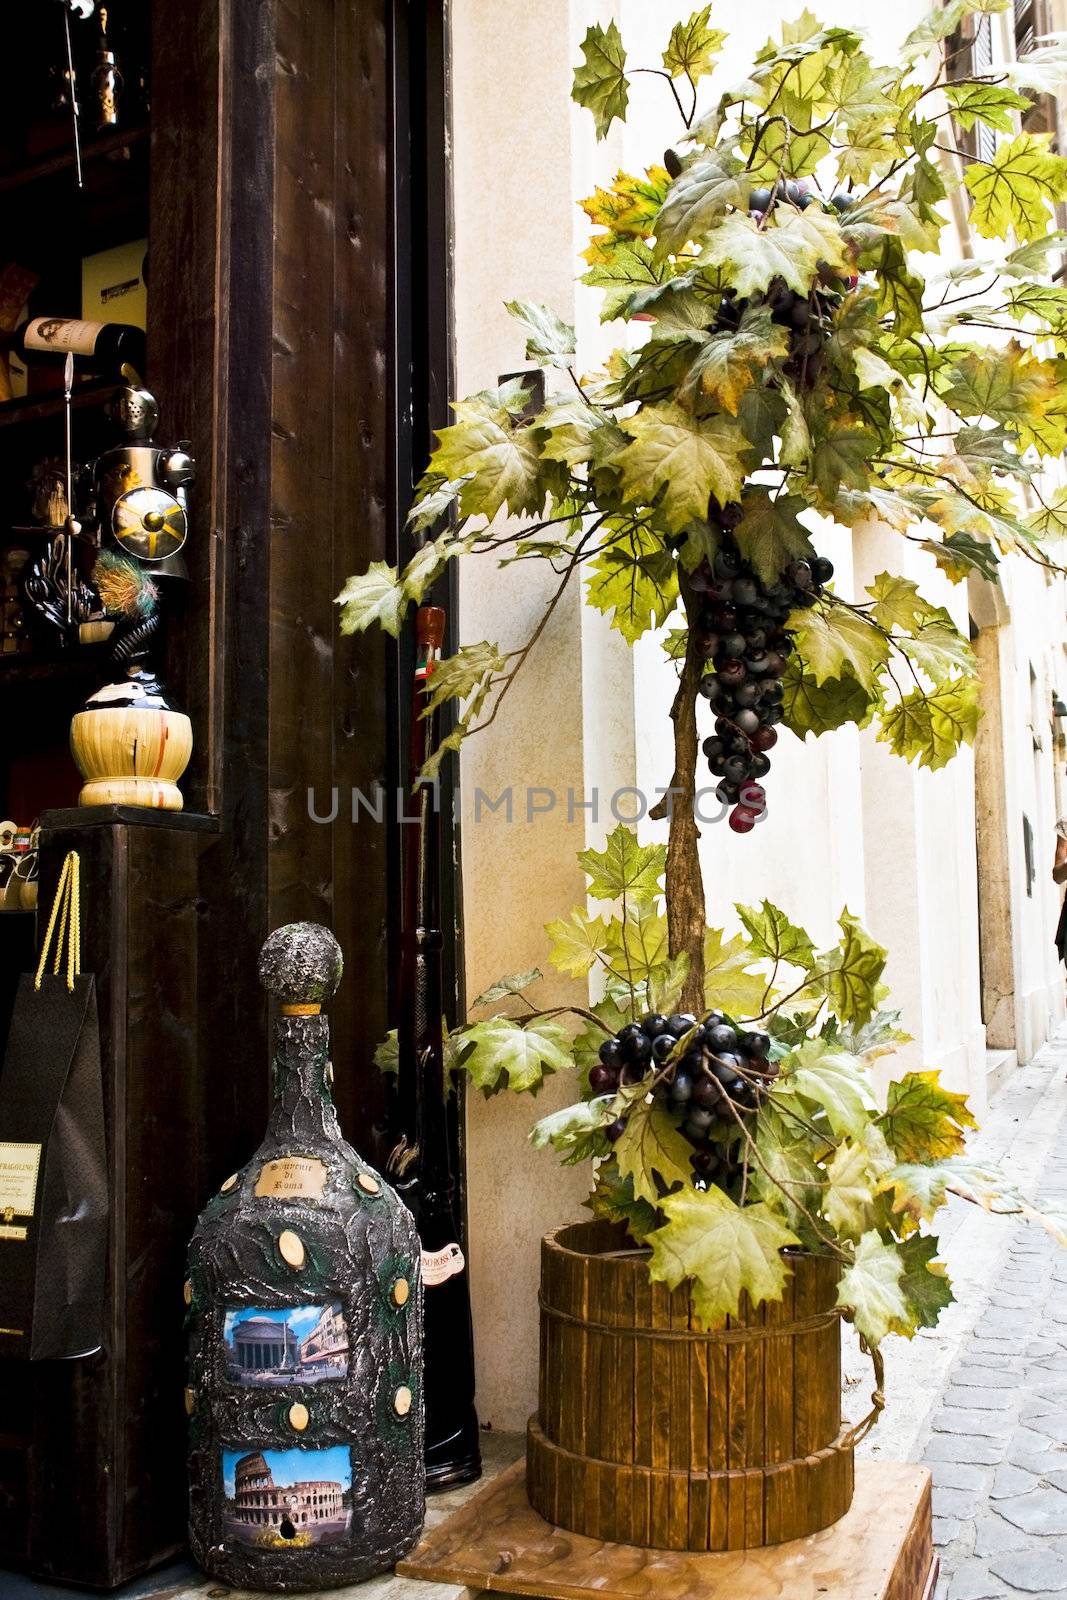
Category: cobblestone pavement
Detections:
[{"x1": 898, "y1": 1029, "x2": 1067, "y2": 1600}]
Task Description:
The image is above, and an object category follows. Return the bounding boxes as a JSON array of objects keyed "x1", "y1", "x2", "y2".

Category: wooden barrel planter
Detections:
[{"x1": 527, "y1": 1218, "x2": 854, "y2": 1551}]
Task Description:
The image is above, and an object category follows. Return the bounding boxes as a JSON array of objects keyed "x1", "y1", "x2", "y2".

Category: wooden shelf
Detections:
[
  {"x1": 0, "y1": 124, "x2": 149, "y2": 196},
  {"x1": 0, "y1": 378, "x2": 122, "y2": 432}
]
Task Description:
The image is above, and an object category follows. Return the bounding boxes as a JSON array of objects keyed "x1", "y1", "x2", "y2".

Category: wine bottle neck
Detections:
[{"x1": 267, "y1": 1015, "x2": 342, "y2": 1143}]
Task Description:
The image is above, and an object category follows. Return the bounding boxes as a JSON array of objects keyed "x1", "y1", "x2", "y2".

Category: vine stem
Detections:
[{"x1": 661, "y1": 570, "x2": 707, "y2": 1013}]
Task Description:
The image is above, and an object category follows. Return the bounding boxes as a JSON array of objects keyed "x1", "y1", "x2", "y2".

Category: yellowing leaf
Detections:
[
  {"x1": 586, "y1": 1160, "x2": 659, "y2": 1241},
  {"x1": 663, "y1": 7, "x2": 727, "y2": 80},
  {"x1": 586, "y1": 522, "x2": 679, "y2": 643},
  {"x1": 877, "y1": 677, "x2": 980, "y2": 771},
  {"x1": 837, "y1": 1230, "x2": 909, "y2": 1346},
  {"x1": 336, "y1": 561, "x2": 408, "y2": 639},
  {"x1": 530, "y1": 1098, "x2": 616, "y2": 1165},
  {"x1": 617, "y1": 403, "x2": 747, "y2": 530},
  {"x1": 647, "y1": 1186, "x2": 799, "y2": 1327},
  {"x1": 866, "y1": 572, "x2": 930, "y2": 632},
  {"x1": 544, "y1": 909, "x2": 612, "y2": 979},
  {"x1": 789, "y1": 602, "x2": 890, "y2": 692},
  {"x1": 578, "y1": 824, "x2": 666, "y2": 906},
  {"x1": 430, "y1": 394, "x2": 547, "y2": 520},
  {"x1": 825, "y1": 1126, "x2": 894, "y2": 1239},
  {"x1": 704, "y1": 926, "x2": 770, "y2": 1017},
  {"x1": 615, "y1": 1097, "x2": 694, "y2": 1203},
  {"x1": 814, "y1": 912, "x2": 888, "y2": 1030},
  {"x1": 964, "y1": 133, "x2": 1067, "y2": 242},
  {"x1": 572, "y1": 21, "x2": 629, "y2": 140},
  {"x1": 681, "y1": 308, "x2": 790, "y2": 414},
  {"x1": 699, "y1": 208, "x2": 847, "y2": 298},
  {"x1": 897, "y1": 620, "x2": 975, "y2": 686},
  {"x1": 882, "y1": 1071, "x2": 977, "y2": 1163}
]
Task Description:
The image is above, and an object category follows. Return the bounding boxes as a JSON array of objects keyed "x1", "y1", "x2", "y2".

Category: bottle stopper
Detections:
[{"x1": 258, "y1": 922, "x2": 343, "y2": 1014}]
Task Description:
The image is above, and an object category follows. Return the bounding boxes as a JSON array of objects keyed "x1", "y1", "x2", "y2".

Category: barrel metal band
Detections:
[{"x1": 538, "y1": 1295, "x2": 839, "y2": 1343}]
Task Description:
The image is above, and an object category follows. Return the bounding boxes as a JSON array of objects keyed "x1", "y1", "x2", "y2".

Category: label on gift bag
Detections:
[{"x1": 0, "y1": 1141, "x2": 41, "y2": 1238}]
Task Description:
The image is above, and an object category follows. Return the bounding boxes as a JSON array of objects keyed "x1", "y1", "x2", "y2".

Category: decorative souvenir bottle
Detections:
[{"x1": 185, "y1": 923, "x2": 425, "y2": 1593}]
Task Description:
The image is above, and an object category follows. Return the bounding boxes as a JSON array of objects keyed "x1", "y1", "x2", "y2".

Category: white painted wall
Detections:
[{"x1": 451, "y1": 0, "x2": 1067, "y2": 1429}]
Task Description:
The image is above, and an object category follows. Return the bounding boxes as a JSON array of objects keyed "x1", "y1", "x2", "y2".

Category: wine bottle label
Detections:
[
  {"x1": 254, "y1": 1156, "x2": 328, "y2": 1200},
  {"x1": 421, "y1": 1242, "x2": 465, "y2": 1285},
  {"x1": 23, "y1": 316, "x2": 104, "y2": 356},
  {"x1": 0, "y1": 1141, "x2": 41, "y2": 1238}
]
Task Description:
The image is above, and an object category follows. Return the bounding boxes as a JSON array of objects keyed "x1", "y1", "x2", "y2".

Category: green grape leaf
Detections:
[
  {"x1": 663, "y1": 7, "x2": 727, "y2": 80},
  {"x1": 536, "y1": 398, "x2": 627, "y2": 470},
  {"x1": 789, "y1": 603, "x2": 890, "y2": 692},
  {"x1": 866, "y1": 572, "x2": 930, "y2": 632},
  {"x1": 572, "y1": 21, "x2": 629, "y2": 140},
  {"x1": 898, "y1": 1233, "x2": 954, "y2": 1333},
  {"x1": 605, "y1": 904, "x2": 670, "y2": 982},
  {"x1": 882, "y1": 1070, "x2": 977, "y2": 1163},
  {"x1": 733, "y1": 490, "x2": 816, "y2": 585},
  {"x1": 374, "y1": 1029, "x2": 399, "y2": 1075},
  {"x1": 422, "y1": 640, "x2": 508, "y2": 720},
  {"x1": 681, "y1": 308, "x2": 790, "y2": 415},
  {"x1": 471, "y1": 968, "x2": 543, "y2": 1008},
  {"x1": 880, "y1": 1157, "x2": 996, "y2": 1223},
  {"x1": 782, "y1": 661, "x2": 875, "y2": 738},
  {"x1": 617, "y1": 403, "x2": 747, "y2": 530},
  {"x1": 530, "y1": 1097, "x2": 616, "y2": 1165},
  {"x1": 813, "y1": 911, "x2": 888, "y2": 1029},
  {"x1": 1026, "y1": 486, "x2": 1067, "y2": 539},
  {"x1": 699, "y1": 209, "x2": 847, "y2": 298},
  {"x1": 829, "y1": 1007, "x2": 911, "y2": 1063},
  {"x1": 579, "y1": 823, "x2": 666, "y2": 906},
  {"x1": 581, "y1": 241, "x2": 671, "y2": 321},
  {"x1": 752, "y1": 1102, "x2": 824, "y2": 1234},
  {"x1": 405, "y1": 477, "x2": 472, "y2": 539},
  {"x1": 615, "y1": 1096, "x2": 694, "y2": 1204},
  {"x1": 430, "y1": 391, "x2": 548, "y2": 519},
  {"x1": 505, "y1": 300, "x2": 576, "y2": 368},
  {"x1": 648, "y1": 1187, "x2": 799, "y2": 1328},
  {"x1": 648, "y1": 952, "x2": 692, "y2": 1017},
  {"x1": 812, "y1": 426, "x2": 881, "y2": 504},
  {"x1": 586, "y1": 522, "x2": 679, "y2": 643},
  {"x1": 400, "y1": 529, "x2": 477, "y2": 602},
  {"x1": 824, "y1": 1126, "x2": 894, "y2": 1240},
  {"x1": 877, "y1": 676, "x2": 980, "y2": 771},
  {"x1": 662, "y1": 626, "x2": 690, "y2": 661},
  {"x1": 964, "y1": 133, "x2": 1067, "y2": 242},
  {"x1": 544, "y1": 909, "x2": 612, "y2": 979},
  {"x1": 736, "y1": 900, "x2": 815, "y2": 971},
  {"x1": 837, "y1": 1230, "x2": 909, "y2": 1347},
  {"x1": 777, "y1": 1038, "x2": 876, "y2": 1137},
  {"x1": 944, "y1": 82, "x2": 1031, "y2": 135},
  {"x1": 336, "y1": 560, "x2": 408, "y2": 639},
  {"x1": 458, "y1": 1016, "x2": 574, "y2": 1096},
  {"x1": 897, "y1": 620, "x2": 975, "y2": 686},
  {"x1": 901, "y1": 1, "x2": 967, "y2": 59},
  {"x1": 572, "y1": 999, "x2": 630, "y2": 1082},
  {"x1": 581, "y1": 167, "x2": 672, "y2": 238},
  {"x1": 585, "y1": 1160, "x2": 658, "y2": 1241},
  {"x1": 653, "y1": 154, "x2": 750, "y2": 258},
  {"x1": 704, "y1": 926, "x2": 770, "y2": 1017},
  {"x1": 927, "y1": 531, "x2": 1001, "y2": 584},
  {"x1": 940, "y1": 343, "x2": 1056, "y2": 433}
]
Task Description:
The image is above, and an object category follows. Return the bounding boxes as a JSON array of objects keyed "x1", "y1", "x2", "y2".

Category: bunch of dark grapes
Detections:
[
  {"x1": 692, "y1": 526, "x2": 834, "y2": 832},
  {"x1": 590, "y1": 1010, "x2": 778, "y2": 1189}
]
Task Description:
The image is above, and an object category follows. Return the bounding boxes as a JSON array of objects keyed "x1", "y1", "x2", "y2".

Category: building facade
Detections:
[
  {"x1": 230, "y1": 1453, "x2": 344, "y2": 1532},
  {"x1": 299, "y1": 1304, "x2": 348, "y2": 1379},
  {"x1": 228, "y1": 1316, "x2": 299, "y2": 1377},
  {"x1": 450, "y1": 0, "x2": 1067, "y2": 1430}
]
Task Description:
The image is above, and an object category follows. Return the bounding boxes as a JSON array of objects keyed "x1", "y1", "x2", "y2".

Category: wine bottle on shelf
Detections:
[
  {"x1": 388, "y1": 604, "x2": 482, "y2": 1490},
  {"x1": 4, "y1": 317, "x2": 145, "y2": 379}
]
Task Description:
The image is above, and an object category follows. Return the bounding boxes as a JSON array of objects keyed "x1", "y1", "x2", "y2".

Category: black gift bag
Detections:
[{"x1": 0, "y1": 851, "x2": 108, "y2": 1360}]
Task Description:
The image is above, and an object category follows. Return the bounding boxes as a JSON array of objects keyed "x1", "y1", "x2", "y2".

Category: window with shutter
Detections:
[
  {"x1": 946, "y1": 15, "x2": 997, "y2": 163},
  {"x1": 1016, "y1": 0, "x2": 1058, "y2": 138}
]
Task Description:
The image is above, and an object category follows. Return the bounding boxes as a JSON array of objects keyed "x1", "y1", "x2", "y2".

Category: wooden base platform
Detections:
[{"x1": 398, "y1": 1458, "x2": 937, "y2": 1600}]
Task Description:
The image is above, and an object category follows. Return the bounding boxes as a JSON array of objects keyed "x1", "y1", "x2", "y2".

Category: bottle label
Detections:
[
  {"x1": 254, "y1": 1155, "x2": 327, "y2": 1201},
  {"x1": 0, "y1": 1141, "x2": 41, "y2": 1239},
  {"x1": 23, "y1": 317, "x2": 104, "y2": 356},
  {"x1": 421, "y1": 1242, "x2": 465, "y2": 1285}
]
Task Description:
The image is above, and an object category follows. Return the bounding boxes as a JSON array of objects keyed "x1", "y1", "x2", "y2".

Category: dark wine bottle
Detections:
[
  {"x1": 6, "y1": 316, "x2": 145, "y2": 378},
  {"x1": 389, "y1": 605, "x2": 482, "y2": 1490}
]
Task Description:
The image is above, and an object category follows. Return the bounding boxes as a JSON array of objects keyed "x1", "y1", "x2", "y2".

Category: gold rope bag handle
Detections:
[
  {"x1": 841, "y1": 1334, "x2": 886, "y2": 1448},
  {"x1": 34, "y1": 851, "x2": 81, "y2": 994}
]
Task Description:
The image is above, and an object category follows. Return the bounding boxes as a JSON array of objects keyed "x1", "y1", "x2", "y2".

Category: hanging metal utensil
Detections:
[
  {"x1": 62, "y1": 352, "x2": 81, "y2": 625},
  {"x1": 59, "y1": 0, "x2": 90, "y2": 190}
]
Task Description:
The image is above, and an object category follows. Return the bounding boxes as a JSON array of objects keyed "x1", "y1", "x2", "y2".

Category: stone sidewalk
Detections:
[{"x1": 857, "y1": 1026, "x2": 1067, "y2": 1600}]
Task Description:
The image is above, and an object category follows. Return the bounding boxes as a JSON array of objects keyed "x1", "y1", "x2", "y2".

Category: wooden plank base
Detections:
[{"x1": 398, "y1": 1458, "x2": 935, "y2": 1600}]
